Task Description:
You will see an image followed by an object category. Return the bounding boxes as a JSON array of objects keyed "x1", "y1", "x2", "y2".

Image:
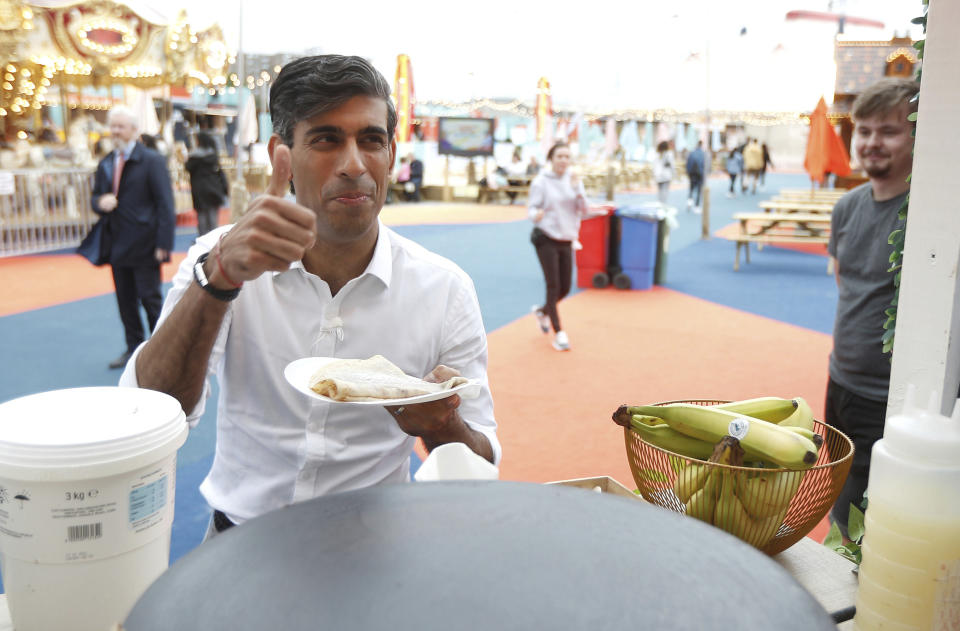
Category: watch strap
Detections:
[{"x1": 193, "y1": 252, "x2": 241, "y2": 301}]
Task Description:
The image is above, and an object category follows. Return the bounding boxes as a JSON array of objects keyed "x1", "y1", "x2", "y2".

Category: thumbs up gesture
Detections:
[{"x1": 209, "y1": 143, "x2": 317, "y2": 288}]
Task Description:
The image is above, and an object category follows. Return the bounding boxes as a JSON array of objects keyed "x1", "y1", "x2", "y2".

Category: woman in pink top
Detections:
[{"x1": 527, "y1": 142, "x2": 588, "y2": 352}]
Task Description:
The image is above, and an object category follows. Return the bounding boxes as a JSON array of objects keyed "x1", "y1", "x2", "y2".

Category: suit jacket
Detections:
[{"x1": 91, "y1": 142, "x2": 175, "y2": 267}]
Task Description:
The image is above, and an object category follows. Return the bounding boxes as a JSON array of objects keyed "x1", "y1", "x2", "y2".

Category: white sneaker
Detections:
[
  {"x1": 693, "y1": 205, "x2": 702, "y2": 215},
  {"x1": 686, "y1": 198, "x2": 693, "y2": 209},
  {"x1": 552, "y1": 330, "x2": 570, "y2": 351},
  {"x1": 531, "y1": 305, "x2": 550, "y2": 334}
]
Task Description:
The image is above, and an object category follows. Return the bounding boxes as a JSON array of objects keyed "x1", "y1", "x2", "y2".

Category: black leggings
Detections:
[{"x1": 534, "y1": 237, "x2": 572, "y2": 333}]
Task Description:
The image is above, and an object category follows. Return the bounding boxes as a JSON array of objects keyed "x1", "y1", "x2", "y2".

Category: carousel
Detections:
[{"x1": 0, "y1": 0, "x2": 231, "y2": 256}]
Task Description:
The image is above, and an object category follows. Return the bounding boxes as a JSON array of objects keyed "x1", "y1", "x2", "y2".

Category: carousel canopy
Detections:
[{"x1": 1, "y1": 0, "x2": 231, "y2": 120}]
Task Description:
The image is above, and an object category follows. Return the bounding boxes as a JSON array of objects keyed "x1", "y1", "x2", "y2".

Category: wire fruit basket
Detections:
[{"x1": 623, "y1": 399, "x2": 854, "y2": 556}]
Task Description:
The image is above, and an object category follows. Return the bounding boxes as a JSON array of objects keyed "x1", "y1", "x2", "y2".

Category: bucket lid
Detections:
[{"x1": 0, "y1": 387, "x2": 186, "y2": 475}]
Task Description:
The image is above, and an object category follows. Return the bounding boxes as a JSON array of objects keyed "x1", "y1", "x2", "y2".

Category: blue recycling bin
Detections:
[{"x1": 615, "y1": 208, "x2": 660, "y2": 290}]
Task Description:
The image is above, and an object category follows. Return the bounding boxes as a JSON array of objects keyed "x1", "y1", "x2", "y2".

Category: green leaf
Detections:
[
  {"x1": 884, "y1": 307, "x2": 897, "y2": 318},
  {"x1": 848, "y1": 504, "x2": 866, "y2": 542},
  {"x1": 911, "y1": 16, "x2": 927, "y2": 26},
  {"x1": 908, "y1": 112, "x2": 918, "y2": 122},
  {"x1": 823, "y1": 523, "x2": 843, "y2": 550},
  {"x1": 913, "y1": 40, "x2": 925, "y2": 52},
  {"x1": 883, "y1": 339, "x2": 895, "y2": 354},
  {"x1": 882, "y1": 328, "x2": 896, "y2": 343},
  {"x1": 895, "y1": 270, "x2": 901, "y2": 285}
]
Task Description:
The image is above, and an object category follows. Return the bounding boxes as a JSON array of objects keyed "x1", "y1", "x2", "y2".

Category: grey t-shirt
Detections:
[{"x1": 828, "y1": 183, "x2": 908, "y2": 401}]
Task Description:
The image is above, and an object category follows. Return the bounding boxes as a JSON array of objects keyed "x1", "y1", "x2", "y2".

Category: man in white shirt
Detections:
[{"x1": 120, "y1": 55, "x2": 500, "y2": 535}]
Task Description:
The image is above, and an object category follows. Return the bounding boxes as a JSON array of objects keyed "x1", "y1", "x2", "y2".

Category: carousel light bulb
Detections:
[
  {"x1": 0, "y1": 108, "x2": 5, "y2": 116},
  {"x1": 12, "y1": 104, "x2": 21, "y2": 113},
  {"x1": 21, "y1": 8, "x2": 32, "y2": 19},
  {"x1": 274, "y1": 65, "x2": 281, "y2": 73},
  {"x1": 2, "y1": 82, "x2": 11, "y2": 90},
  {"x1": 5, "y1": 64, "x2": 14, "y2": 72}
]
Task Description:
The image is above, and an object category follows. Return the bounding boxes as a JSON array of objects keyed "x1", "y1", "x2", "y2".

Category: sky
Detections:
[{"x1": 145, "y1": 0, "x2": 924, "y2": 113}]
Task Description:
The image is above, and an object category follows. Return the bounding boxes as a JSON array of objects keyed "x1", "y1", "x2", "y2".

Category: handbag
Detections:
[{"x1": 76, "y1": 217, "x2": 111, "y2": 266}]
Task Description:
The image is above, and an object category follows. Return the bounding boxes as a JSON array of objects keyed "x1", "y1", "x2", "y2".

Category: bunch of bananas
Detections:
[{"x1": 612, "y1": 397, "x2": 822, "y2": 548}]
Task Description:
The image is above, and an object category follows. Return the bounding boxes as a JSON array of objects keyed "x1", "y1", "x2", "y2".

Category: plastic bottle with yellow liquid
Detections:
[{"x1": 854, "y1": 386, "x2": 960, "y2": 630}]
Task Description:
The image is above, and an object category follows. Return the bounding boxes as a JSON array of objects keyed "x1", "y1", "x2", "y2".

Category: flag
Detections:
[
  {"x1": 238, "y1": 89, "x2": 258, "y2": 146},
  {"x1": 393, "y1": 54, "x2": 415, "y2": 143},
  {"x1": 535, "y1": 77, "x2": 552, "y2": 141},
  {"x1": 804, "y1": 97, "x2": 851, "y2": 184}
]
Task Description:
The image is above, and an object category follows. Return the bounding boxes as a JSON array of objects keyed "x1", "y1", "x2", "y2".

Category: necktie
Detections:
[{"x1": 113, "y1": 151, "x2": 125, "y2": 196}]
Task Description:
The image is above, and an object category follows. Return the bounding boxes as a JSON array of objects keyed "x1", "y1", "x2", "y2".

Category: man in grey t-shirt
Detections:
[{"x1": 826, "y1": 78, "x2": 918, "y2": 537}]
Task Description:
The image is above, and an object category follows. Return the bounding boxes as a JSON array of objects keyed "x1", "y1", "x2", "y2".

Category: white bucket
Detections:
[{"x1": 0, "y1": 387, "x2": 188, "y2": 631}]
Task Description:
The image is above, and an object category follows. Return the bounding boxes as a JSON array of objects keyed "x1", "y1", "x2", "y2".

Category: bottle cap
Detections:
[{"x1": 884, "y1": 384, "x2": 960, "y2": 465}]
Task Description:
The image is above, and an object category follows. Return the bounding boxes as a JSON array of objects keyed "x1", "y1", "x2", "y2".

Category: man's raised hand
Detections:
[{"x1": 211, "y1": 143, "x2": 316, "y2": 286}]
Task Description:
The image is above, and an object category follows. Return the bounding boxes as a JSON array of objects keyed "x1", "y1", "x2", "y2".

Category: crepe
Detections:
[{"x1": 308, "y1": 355, "x2": 469, "y2": 402}]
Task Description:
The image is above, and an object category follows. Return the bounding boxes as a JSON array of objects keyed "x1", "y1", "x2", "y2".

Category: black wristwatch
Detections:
[{"x1": 193, "y1": 252, "x2": 241, "y2": 301}]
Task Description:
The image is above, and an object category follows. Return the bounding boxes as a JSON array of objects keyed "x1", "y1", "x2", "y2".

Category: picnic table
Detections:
[{"x1": 732, "y1": 211, "x2": 833, "y2": 272}]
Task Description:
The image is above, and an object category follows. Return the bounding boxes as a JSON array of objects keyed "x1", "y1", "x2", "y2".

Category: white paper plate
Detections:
[{"x1": 284, "y1": 357, "x2": 482, "y2": 405}]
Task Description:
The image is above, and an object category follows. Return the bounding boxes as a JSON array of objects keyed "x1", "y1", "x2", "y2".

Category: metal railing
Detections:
[
  {"x1": 0, "y1": 168, "x2": 99, "y2": 257},
  {"x1": 0, "y1": 159, "x2": 272, "y2": 257}
]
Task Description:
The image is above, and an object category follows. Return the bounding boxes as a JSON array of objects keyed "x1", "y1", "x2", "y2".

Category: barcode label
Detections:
[{"x1": 67, "y1": 522, "x2": 102, "y2": 542}]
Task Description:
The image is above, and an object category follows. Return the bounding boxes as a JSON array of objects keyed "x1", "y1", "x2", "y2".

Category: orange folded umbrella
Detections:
[{"x1": 804, "y1": 97, "x2": 851, "y2": 185}]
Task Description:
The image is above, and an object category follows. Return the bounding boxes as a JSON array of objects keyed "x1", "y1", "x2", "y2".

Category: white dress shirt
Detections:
[{"x1": 120, "y1": 221, "x2": 501, "y2": 524}]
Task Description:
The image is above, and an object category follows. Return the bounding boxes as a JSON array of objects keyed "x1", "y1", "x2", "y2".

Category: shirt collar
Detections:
[
  {"x1": 271, "y1": 220, "x2": 394, "y2": 287},
  {"x1": 117, "y1": 139, "x2": 137, "y2": 159}
]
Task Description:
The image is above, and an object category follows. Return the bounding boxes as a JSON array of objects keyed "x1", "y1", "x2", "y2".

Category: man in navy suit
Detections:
[{"x1": 91, "y1": 106, "x2": 175, "y2": 369}]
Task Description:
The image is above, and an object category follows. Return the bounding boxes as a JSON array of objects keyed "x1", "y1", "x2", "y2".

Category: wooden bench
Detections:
[
  {"x1": 478, "y1": 175, "x2": 532, "y2": 203},
  {"x1": 732, "y1": 212, "x2": 833, "y2": 273}
]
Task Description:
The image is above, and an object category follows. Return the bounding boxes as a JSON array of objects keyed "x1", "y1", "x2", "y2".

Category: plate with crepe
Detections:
[{"x1": 284, "y1": 355, "x2": 482, "y2": 405}]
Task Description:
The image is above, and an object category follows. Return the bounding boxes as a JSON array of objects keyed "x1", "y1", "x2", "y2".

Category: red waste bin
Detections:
[{"x1": 575, "y1": 205, "x2": 615, "y2": 288}]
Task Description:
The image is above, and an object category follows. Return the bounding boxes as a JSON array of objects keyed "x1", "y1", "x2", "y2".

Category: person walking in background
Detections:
[
  {"x1": 528, "y1": 141, "x2": 588, "y2": 352},
  {"x1": 90, "y1": 105, "x2": 175, "y2": 369},
  {"x1": 526, "y1": 155, "x2": 541, "y2": 176},
  {"x1": 742, "y1": 137, "x2": 764, "y2": 194},
  {"x1": 725, "y1": 147, "x2": 743, "y2": 198},
  {"x1": 760, "y1": 142, "x2": 774, "y2": 190},
  {"x1": 407, "y1": 153, "x2": 423, "y2": 201},
  {"x1": 394, "y1": 156, "x2": 411, "y2": 202},
  {"x1": 685, "y1": 140, "x2": 705, "y2": 213},
  {"x1": 826, "y1": 77, "x2": 919, "y2": 539},
  {"x1": 185, "y1": 131, "x2": 229, "y2": 237},
  {"x1": 506, "y1": 148, "x2": 527, "y2": 204},
  {"x1": 653, "y1": 140, "x2": 674, "y2": 204}
]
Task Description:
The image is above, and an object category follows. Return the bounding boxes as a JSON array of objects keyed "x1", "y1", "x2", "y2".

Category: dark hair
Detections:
[
  {"x1": 657, "y1": 140, "x2": 669, "y2": 153},
  {"x1": 546, "y1": 141, "x2": 569, "y2": 162},
  {"x1": 196, "y1": 131, "x2": 218, "y2": 152},
  {"x1": 140, "y1": 134, "x2": 158, "y2": 150},
  {"x1": 851, "y1": 78, "x2": 920, "y2": 122},
  {"x1": 270, "y1": 54, "x2": 397, "y2": 146}
]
